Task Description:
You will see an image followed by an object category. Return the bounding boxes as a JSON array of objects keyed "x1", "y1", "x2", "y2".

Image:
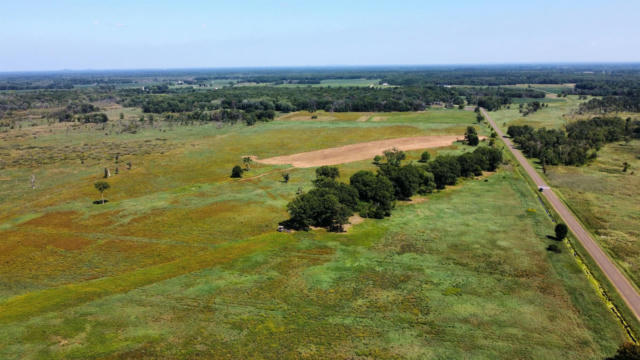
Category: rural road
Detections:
[{"x1": 481, "y1": 108, "x2": 640, "y2": 323}]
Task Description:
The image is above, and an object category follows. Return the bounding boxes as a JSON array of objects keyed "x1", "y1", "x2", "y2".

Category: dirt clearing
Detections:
[{"x1": 256, "y1": 135, "x2": 463, "y2": 168}]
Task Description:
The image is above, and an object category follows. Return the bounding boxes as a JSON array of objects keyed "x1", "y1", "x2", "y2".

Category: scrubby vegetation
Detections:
[
  {"x1": 606, "y1": 343, "x2": 640, "y2": 360},
  {"x1": 230, "y1": 165, "x2": 243, "y2": 178}
]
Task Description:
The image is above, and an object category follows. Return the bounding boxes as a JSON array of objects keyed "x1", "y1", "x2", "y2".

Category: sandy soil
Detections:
[{"x1": 255, "y1": 135, "x2": 463, "y2": 168}]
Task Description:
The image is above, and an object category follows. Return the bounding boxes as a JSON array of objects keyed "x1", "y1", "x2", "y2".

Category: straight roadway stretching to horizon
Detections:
[{"x1": 481, "y1": 108, "x2": 640, "y2": 324}]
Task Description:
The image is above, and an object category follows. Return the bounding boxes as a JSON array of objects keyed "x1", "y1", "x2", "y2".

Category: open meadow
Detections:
[{"x1": 0, "y1": 106, "x2": 630, "y2": 358}]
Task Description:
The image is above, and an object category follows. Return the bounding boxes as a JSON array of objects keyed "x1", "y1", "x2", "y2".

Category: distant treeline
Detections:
[
  {"x1": 4, "y1": 64, "x2": 640, "y2": 91},
  {"x1": 508, "y1": 117, "x2": 640, "y2": 166},
  {"x1": 0, "y1": 77, "x2": 133, "y2": 91},
  {"x1": 121, "y1": 86, "x2": 466, "y2": 114}
]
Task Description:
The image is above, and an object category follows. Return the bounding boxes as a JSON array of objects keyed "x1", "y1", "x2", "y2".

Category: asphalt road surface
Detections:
[{"x1": 481, "y1": 108, "x2": 640, "y2": 322}]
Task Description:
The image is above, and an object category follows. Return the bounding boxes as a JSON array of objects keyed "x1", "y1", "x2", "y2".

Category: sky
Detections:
[{"x1": 1, "y1": 0, "x2": 639, "y2": 72}]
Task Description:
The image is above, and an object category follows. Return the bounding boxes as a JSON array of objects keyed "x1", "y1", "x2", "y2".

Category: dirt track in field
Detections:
[{"x1": 255, "y1": 135, "x2": 463, "y2": 168}]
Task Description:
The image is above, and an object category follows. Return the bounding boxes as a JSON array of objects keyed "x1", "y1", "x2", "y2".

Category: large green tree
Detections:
[
  {"x1": 428, "y1": 155, "x2": 462, "y2": 189},
  {"x1": 465, "y1": 126, "x2": 479, "y2": 146},
  {"x1": 287, "y1": 188, "x2": 352, "y2": 231},
  {"x1": 315, "y1": 166, "x2": 340, "y2": 180},
  {"x1": 555, "y1": 223, "x2": 568, "y2": 241},
  {"x1": 350, "y1": 170, "x2": 395, "y2": 218}
]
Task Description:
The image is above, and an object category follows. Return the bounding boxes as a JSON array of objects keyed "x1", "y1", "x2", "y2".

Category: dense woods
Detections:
[{"x1": 122, "y1": 85, "x2": 467, "y2": 114}]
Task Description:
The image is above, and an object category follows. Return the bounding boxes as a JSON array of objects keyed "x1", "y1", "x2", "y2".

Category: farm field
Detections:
[
  {"x1": 256, "y1": 135, "x2": 465, "y2": 167},
  {"x1": 0, "y1": 108, "x2": 629, "y2": 358},
  {"x1": 490, "y1": 96, "x2": 640, "y2": 290}
]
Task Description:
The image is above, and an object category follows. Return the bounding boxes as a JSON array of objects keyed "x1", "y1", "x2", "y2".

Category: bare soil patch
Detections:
[{"x1": 255, "y1": 135, "x2": 463, "y2": 168}]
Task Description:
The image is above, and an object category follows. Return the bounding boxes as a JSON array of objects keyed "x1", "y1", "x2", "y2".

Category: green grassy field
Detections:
[
  {"x1": 490, "y1": 96, "x2": 640, "y2": 291},
  {"x1": 489, "y1": 95, "x2": 584, "y2": 131},
  {"x1": 0, "y1": 108, "x2": 629, "y2": 358},
  {"x1": 504, "y1": 83, "x2": 576, "y2": 94}
]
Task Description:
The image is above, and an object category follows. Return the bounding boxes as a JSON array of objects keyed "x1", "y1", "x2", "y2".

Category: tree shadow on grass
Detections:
[{"x1": 92, "y1": 200, "x2": 110, "y2": 205}]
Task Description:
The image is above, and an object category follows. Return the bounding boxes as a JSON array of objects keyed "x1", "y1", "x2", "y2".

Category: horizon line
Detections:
[{"x1": 2, "y1": 61, "x2": 640, "y2": 75}]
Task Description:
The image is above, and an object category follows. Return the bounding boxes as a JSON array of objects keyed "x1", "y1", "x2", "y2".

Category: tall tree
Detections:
[
  {"x1": 465, "y1": 126, "x2": 479, "y2": 146},
  {"x1": 94, "y1": 181, "x2": 110, "y2": 204}
]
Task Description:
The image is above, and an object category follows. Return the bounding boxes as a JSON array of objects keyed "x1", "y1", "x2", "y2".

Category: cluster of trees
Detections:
[
  {"x1": 154, "y1": 108, "x2": 276, "y2": 126},
  {"x1": 518, "y1": 101, "x2": 547, "y2": 116},
  {"x1": 76, "y1": 112, "x2": 109, "y2": 124},
  {"x1": 48, "y1": 102, "x2": 111, "y2": 123},
  {"x1": 469, "y1": 88, "x2": 545, "y2": 111},
  {"x1": 427, "y1": 146, "x2": 502, "y2": 188},
  {"x1": 52, "y1": 102, "x2": 103, "y2": 122},
  {"x1": 508, "y1": 117, "x2": 640, "y2": 166},
  {"x1": 579, "y1": 90, "x2": 640, "y2": 113},
  {"x1": 476, "y1": 96, "x2": 509, "y2": 111},
  {"x1": 285, "y1": 145, "x2": 502, "y2": 231}
]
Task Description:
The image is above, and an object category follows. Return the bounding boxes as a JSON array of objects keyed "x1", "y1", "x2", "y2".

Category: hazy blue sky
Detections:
[{"x1": 1, "y1": 0, "x2": 639, "y2": 71}]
